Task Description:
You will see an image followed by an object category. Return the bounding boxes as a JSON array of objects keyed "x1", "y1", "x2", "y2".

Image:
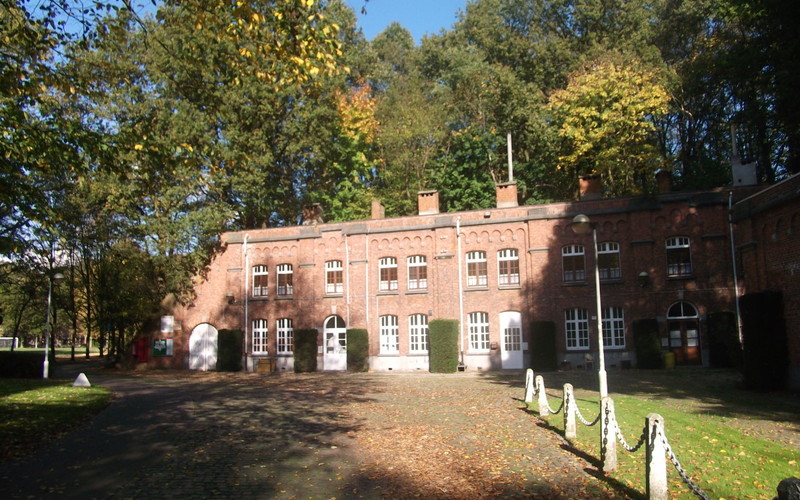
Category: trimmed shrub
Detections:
[
  {"x1": 740, "y1": 291, "x2": 788, "y2": 391},
  {"x1": 0, "y1": 351, "x2": 47, "y2": 378},
  {"x1": 294, "y1": 329, "x2": 319, "y2": 373},
  {"x1": 530, "y1": 321, "x2": 558, "y2": 371},
  {"x1": 633, "y1": 319, "x2": 663, "y2": 369},
  {"x1": 217, "y1": 329, "x2": 243, "y2": 372},
  {"x1": 346, "y1": 329, "x2": 369, "y2": 372},
  {"x1": 429, "y1": 319, "x2": 459, "y2": 373},
  {"x1": 707, "y1": 311, "x2": 741, "y2": 368}
]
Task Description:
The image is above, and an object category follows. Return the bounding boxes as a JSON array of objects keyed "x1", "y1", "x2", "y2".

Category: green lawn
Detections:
[
  {"x1": 0, "y1": 378, "x2": 111, "y2": 462},
  {"x1": 529, "y1": 369, "x2": 799, "y2": 499}
]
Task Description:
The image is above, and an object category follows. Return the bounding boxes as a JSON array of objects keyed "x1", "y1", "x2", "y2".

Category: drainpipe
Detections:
[
  {"x1": 456, "y1": 217, "x2": 465, "y2": 367},
  {"x1": 345, "y1": 234, "x2": 350, "y2": 326},
  {"x1": 243, "y1": 233, "x2": 250, "y2": 370},
  {"x1": 728, "y1": 192, "x2": 744, "y2": 345}
]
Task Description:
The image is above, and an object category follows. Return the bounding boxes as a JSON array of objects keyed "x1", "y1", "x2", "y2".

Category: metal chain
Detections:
[
  {"x1": 616, "y1": 421, "x2": 647, "y2": 452},
  {"x1": 573, "y1": 398, "x2": 600, "y2": 426},
  {"x1": 542, "y1": 392, "x2": 564, "y2": 415},
  {"x1": 658, "y1": 427, "x2": 712, "y2": 500}
]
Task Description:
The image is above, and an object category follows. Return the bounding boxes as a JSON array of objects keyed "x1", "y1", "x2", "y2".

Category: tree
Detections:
[{"x1": 548, "y1": 58, "x2": 670, "y2": 197}]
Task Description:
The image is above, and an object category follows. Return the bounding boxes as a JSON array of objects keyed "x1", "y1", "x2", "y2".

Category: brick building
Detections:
[
  {"x1": 732, "y1": 174, "x2": 800, "y2": 390},
  {"x1": 143, "y1": 176, "x2": 779, "y2": 379}
]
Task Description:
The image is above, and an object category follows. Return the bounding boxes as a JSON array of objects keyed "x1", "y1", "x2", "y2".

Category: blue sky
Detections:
[{"x1": 344, "y1": 0, "x2": 467, "y2": 42}]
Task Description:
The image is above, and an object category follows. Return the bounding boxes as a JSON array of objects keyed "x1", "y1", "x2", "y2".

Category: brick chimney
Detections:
[
  {"x1": 371, "y1": 200, "x2": 384, "y2": 219},
  {"x1": 418, "y1": 190, "x2": 439, "y2": 215},
  {"x1": 495, "y1": 182, "x2": 518, "y2": 208},
  {"x1": 579, "y1": 175, "x2": 602, "y2": 200},
  {"x1": 656, "y1": 170, "x2": 672, "y2": 194}
]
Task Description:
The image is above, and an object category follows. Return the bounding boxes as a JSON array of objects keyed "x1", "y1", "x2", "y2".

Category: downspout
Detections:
[
  {"x1": 728, "y1": 192, "x2": 744, "y2": 345},
  {"x1": 243, "y1": 233, "x2": 250, "y2": 370},
  {"x1": 345, "y1": 234, "x2": 351, "y2": 326},
  {"x1": 365, "y1": 233, "x2": 370, "y2": 329},
  {"x1": 456, "y1": 217, "x2": 465, "y2": 367}
]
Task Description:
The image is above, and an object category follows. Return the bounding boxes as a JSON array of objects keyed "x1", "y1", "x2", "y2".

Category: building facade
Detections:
[{"x1": 145, "y1": 178, "x2": 762, "y2": 376}]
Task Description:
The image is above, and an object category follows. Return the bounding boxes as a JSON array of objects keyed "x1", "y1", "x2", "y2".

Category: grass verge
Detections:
[
  {"x1": 530, "y1": 369, "x2": 799, "y2": 499},
  {"x1": 0, "y1": 378, "x2": 111, "y2": 462}
]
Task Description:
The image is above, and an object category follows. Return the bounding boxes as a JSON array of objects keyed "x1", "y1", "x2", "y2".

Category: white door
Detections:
[
  {"x1": 500, "y1": 311, "x2": 523, "y2": 369},
  {"x1": 323, "y1": 315, "x2": 347, "y2": 371},
  {"x1": 189, "y1": 323, "x2": 218, "y2": 371}
]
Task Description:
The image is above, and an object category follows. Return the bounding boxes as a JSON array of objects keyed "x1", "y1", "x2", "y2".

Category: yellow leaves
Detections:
[{"x1": 134, "y1": 144, "x2": 144, "y2": 151}]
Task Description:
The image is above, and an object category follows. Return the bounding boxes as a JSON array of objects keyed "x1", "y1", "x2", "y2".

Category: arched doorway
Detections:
[
  {"x1": 500, "y1": 311, "x2": 523, "y2": 369},
  {"x1": 189, "y1": 323, "x2": 218, "y2": 371},
  {"x1": 323, "y1": 315, "x2": 347, "y2": 371},
  {"x1": 666, "y1": 302, "x2": 701, "y2": 365}
]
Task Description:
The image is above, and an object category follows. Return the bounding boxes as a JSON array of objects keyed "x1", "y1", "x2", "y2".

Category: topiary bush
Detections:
[
  {"x1": 293, "y1": 329, "x2": 319, "y2": 373},
  {"x1": 429, "y1": 319, "x2": 459, "y2": 373},
  {"x1": 707, "y1": 311, "x2": 741, "y2": 368},
  {"x1": 0, "y1": 351, "x2": 46, "y2": 378},
  {"x1": 633, "y1": 318, "x2": 663, "y2": 369},
  {"x1": 346, "y1": 329, "x2": 369, "y2": 372},
  {"x1": 740, "y1": 291, "x2": 788, "y2": 391},
  {"x1": 217, "y1": 329, "x2": 243, "y2": 372}
]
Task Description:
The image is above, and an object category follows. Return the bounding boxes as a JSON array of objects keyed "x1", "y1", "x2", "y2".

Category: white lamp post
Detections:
[
  {"x1": 571, "y1": 214, "x2": 608, "y2": 399},
  {"x1": 43, "y1": 272, "x2": 65, "y2": 379}
]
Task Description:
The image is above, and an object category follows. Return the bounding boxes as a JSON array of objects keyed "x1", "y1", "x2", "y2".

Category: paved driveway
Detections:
[{"x1": 0, "y1": 368, "x2": 624, "y2": 499}]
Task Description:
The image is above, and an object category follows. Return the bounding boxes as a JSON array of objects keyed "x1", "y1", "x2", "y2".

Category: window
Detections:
[
  {"x1": 602, "y1": 306, "x2": 625, "y2": 348},
  {"x1": 467, "y1": 251, "x2": 488, "y2": 287},
  {"x1": 562, "y1": 245, "x2": 586, "y2": 282},
  {"x1": 379, "y1": 257, "x2": 398, "y2": 291},
  {"x1": 325, "y1": 260, "x2": 343, "y2": 294},
  {"x1": 408, "y1": 314, "x2": 429, "y2": 353},
  {"x1": 565, "y1": 308, "x2": 589, "y2": 350},
  {"x1": 666, "y1": 236, "x2": 692, "y2": 277},
  {"x1": 498, "y1": 249, "x2": 520, "y2": 286},
  {"x1": 468, "y1": 311, "x2": 490, "y2": 351},
  {"x1": 598, "y1": 242, "x2": 621, "y2": 280},
  {"x1": 277, "y1": 264, "x2": 293, "y2": 296},
  {"x1": 276, "y1": 318, "x2": 293, "y2": 354},
  {"x1": 407, "y1": 255, "x2": 428, "y2": 290},
  {"x1": 380, "y1": 315, "x2": 399, "y2": 354},
  {"x1": 252, "y1": 265, "x2": 268, "y2": 297},
  {"x1": 252, "y1": 318, "x2": 268, "y2": 354}
]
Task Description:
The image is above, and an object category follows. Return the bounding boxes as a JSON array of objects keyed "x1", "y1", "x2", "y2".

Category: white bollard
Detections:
[
  {"x1": 601, "y1": 397, "x2": 617, "y2": 472},
  {"x1": 524, "y1": 368, "x2": 535, "y2": 403},
  {"x1": 563, "y1": 383, "x2": 576, "y2": 439},
  {"x1": 646, "y1": 413, "x2": 668, "y2": 500},
  {"x1": 536, "y1": 375, "x2": 549, "y2": 417},
  {"x1": 73, "y1": 372, "x2": 91, "y2": 387}
]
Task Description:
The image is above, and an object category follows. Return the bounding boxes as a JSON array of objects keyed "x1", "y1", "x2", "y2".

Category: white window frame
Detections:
[
  {"x1": 466, "y1": 251, "x2": 488, "y2": 287},
  {"x1": 277, "y1": 264, "x2": 293, "y2": 296},
  {"x1": 379, "y1": 257, "x2": 399, "y2": 291},
  {"x1": 407, "y1": 255, "x2": 428, "y2": 290},
  {"x1": 597, "y1": 242, "x2": 621, "y2": 280},
  {"x1": 252, "y1": 318, "x2": 269, "y2": 354},
  {"x1": 276, "y1": 318, "x2": 293, "y2": 354},
  {"x1": 380, "y1": 315, "x2": 399, "y2": 354},
  {"x1": 562, "y1": 245, "x2": 586, "y2": 282},
  {"x1": 666, "y1": 236, "x2": 692, "y2": 277},
  {"x1": 468, "y1": 311, "x2": 490, "y2": 352},
  {"x1": 565, "y1": 308, "x2": 589, "y2": 350},
  {"x1": 602, "y1": 306, "x2": 625, "y2": 348},
  {"x1": 252, "y1": 265, "x2": 268, "y2": 297},
  {"x1": 325, "y1": 260, "x2": 344, "y2": 294},
  {"x1": 408, "y1": 314, "x2": 429, "y2": 353},
  {"x1": 497, "y1": 248, "x2": 520, "y2": 286}
]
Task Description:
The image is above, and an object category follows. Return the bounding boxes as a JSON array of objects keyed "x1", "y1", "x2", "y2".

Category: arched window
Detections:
[
  {"x1": 252, "y1": 319, "x2": 269, "y2": 354},
  {"x1": 468, "y1": 312, "x2": 490, "y2": 351},
  {"x1": 380, "y1": 315, "x2": 399, "y2": 354},
  {"x1": 408, "y1": 314, "x2": 429, "y2": 353},
  {"x1": 276, "y1": 318, "x2": 293, "y2": 354},
  {"x1": 665, "y1": 301, "x2": 701, "y2": 365},
  {"x1": 379, "y1": 257, "x2": 398, "y2": 291},
  {"x1": 252, "y1": 265, "x2": 268, "y2": 297},
  {"x1": 498, "y1": 249, "x2": 520, "y2": 285},
  {"x1": 562, "y1": 245, "x2": 586, "y2": 283}
]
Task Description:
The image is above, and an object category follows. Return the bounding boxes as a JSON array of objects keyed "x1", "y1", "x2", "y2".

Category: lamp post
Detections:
[
  {"x1": 571, "y1": 214, "x2": 608, "y2": 399},
  {"x1": 43, "y1": 272, "x2": 65, "y2": 379}
]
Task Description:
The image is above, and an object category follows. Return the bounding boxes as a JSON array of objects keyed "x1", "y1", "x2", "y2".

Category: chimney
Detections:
[
  {"x1": 579, "y1": 175, "x2": 602, "y2": 200},
  {"x1": 302, "y1": 203, "x2": 324, "y2": 225},
  {"x1": 371, "y1": 200, "x2": 384, "y2": 219},
  {"x1": 656, "y1": 170, "x2": 672, "y2": 194},
  {"x1": 418, "y1": 190, "x2": 439, "y2": 215},
  {"x1": 495, "y1": 182, "x2": 518, "y2": 208}
]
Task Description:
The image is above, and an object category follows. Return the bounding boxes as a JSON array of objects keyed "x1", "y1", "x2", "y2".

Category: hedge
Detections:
[
  {"x1": 429, "y1": 319, "x2": 459, "y2": 373},
  {"x1": 633, "y1": 318, "x2": 662, "y2": 369},
  {"x1": 740, "y1": 291, "x2": 788, "y2": 390},
  {"x1": 0, "y1": 351, "x2": 48, "y2": 378},
  {"x1": 347, "y1": 329, "x2": 369, "y2": 372},
  {"x1": 530, "y1": 321, "x2": 558, "y2": 371},
  {"x1": 217, "y1": 329, "x2": 243, "y2": 372},
  {"x1": 294, "y1": 329, "x2": 319, "y2": 373}
]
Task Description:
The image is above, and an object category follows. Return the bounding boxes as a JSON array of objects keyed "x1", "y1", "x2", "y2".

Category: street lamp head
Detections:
[
  {"x1": 571, "y1": 214, "x2": 592, "y2": 235},
  {"x1": 53, "y1": 272, "x2": 65, "y2": 282}
]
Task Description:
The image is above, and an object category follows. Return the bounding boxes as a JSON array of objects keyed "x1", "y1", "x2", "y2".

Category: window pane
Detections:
[
  {"x1": 409, "y1": 314, "x2": 429, "y2": 353},
  {"x1": 468, "y1": 312, "x2": 490, "y2": 351}
]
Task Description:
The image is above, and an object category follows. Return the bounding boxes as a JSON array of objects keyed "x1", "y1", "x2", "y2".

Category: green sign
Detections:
[{"x1": 153, "y1": 338, "x2": 173, "y2": 356}]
